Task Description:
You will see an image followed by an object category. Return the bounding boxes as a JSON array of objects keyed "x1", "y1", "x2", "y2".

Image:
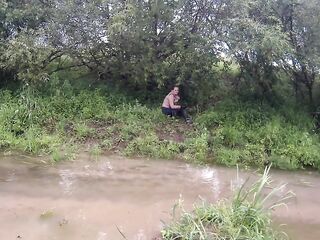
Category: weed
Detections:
[
  {"x1": 74, "y1": 122, "x2": 94, "y2": 140},
  {"x1": 101, "y1": 139, "x2": 113, "y2": 150},
  {"x1": 90, "y1": 144, "x2": 102, "y2": 160},
  {"x1": 125, "y1": 133, "x2": 181, "y2": 159},
  {"x1": 51, "y1": 148, "x2": 64, "y2": 162},
  {"x1": 162, "y1": 166, "x2": 291, "y2": 240},
  {"x1": 184, "y1": 130, "x2": 210, "y2": 163}
]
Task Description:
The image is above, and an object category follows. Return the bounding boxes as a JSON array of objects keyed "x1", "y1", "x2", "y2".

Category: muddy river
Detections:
[{"x1": 0, "y1": 153, "x2": 319, "y2": 239}]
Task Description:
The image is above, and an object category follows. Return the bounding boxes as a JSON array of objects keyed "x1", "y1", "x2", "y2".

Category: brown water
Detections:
[{"x1": 0, "y1": 153, "x2": 320, "y2": 240}]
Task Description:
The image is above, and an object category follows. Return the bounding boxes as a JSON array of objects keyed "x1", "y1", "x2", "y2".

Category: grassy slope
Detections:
[{"x1": 0, "y1": 89, "x2": 319, "y2": 170}]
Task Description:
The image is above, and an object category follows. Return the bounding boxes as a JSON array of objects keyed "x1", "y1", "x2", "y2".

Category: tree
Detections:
[
  {"x1": 0, "y1": 0, "x2": 319, "y2": 109},
  {"x1": 209, "y1": 0, "x2": 290, "y2": 98},
  {"x1": 41, "y1": 0, "x2": 219, "y2": 103},
  {"x1": 0, "y1": 0, "x2": 59, "y2": 86},
  {"x1": 276, "y1": 0, "x2": 320, "y2": 106}
]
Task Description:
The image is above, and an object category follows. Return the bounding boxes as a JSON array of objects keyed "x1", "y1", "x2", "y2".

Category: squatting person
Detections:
[{"x1": 161, "y1": 85, "x2": 192, "y2": 124}]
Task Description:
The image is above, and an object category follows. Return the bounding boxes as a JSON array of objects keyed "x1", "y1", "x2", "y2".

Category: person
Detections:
[{"x1": 161, "y1": 86, "x2": 192, "y2": 124}]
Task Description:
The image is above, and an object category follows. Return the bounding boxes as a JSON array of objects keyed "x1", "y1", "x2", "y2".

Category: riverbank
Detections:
[{"x1": 0, "y1": 89, "x2": 319, "y2": 170}]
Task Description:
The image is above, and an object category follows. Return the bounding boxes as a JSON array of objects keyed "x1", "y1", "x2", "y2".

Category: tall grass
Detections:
[
  {"x1": 196, "y1": 99, "x2": 320, "y2": 169},
  {"x1": 0, "y1": 88, "x2": 319, "y2": 170},
  {"x1": 161, "y1": 166, "x2": 291, "y2": 240}
]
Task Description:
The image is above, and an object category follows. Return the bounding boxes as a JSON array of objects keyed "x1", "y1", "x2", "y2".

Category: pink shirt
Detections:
[{"x1": 162, "y1": 91, "x2": 180, "y2": 109}]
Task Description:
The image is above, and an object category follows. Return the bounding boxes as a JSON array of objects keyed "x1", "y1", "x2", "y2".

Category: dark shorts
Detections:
[
  {"x1": 162, "y1": 107, "x2": 191, "y2": 123},
  {"x1": 162, "y1": 107, "x2": 174, "y2": 116},
  {"x1": 162, "y1": 107, "x2": 182, "y2": 118}
]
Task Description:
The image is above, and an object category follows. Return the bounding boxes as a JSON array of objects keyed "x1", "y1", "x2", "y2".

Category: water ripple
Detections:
[
  {"x1": 59, "y1": 169, "x2": 75, "y2": 195},
  {"x1": 201, "y1": 168, "x2": 221, "y2": 200}
]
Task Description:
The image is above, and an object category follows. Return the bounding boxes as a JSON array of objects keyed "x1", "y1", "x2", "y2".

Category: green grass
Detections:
[
  {"x1": 161, "y1": 166, "x2": 290, "y2": 240},
  {"x1": 196, "y1": 99, "x2": 320, "y2": 170},
  {"x1": 0, "y1": 88, "x2": 319, "y2": 170}
]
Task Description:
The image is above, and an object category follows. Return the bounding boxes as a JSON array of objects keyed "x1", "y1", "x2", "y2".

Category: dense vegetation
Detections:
[
  {"x1": 1, "y1": 85, "x2": 319, "y2": 170},
  {"x1": 1, "y1": 1, "x2": 319, "y2": 239},
  {"x1": 1, "y1": 0, "x2": 320, "y2": 105},
  {"x1": 0, "y1": 0, "x2": 320, "y2": 170}
]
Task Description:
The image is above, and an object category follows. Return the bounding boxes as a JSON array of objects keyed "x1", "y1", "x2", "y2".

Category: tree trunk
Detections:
[{"x1": 306, "y1": 82, "x2": 314, "y2": 108}]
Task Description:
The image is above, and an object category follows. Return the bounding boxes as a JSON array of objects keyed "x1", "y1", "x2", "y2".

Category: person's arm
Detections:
[{"x1": 169, "y1": 95, "x2": 181, "y2": 109}]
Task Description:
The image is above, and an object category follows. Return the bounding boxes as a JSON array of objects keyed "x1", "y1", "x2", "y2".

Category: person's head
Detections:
[{"x1": 171, "y1": 85, "x2": 179, "y2": 96}]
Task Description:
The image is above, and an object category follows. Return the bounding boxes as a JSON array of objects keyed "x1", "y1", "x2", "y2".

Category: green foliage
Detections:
[
  {"x1": 125, "y1": 133, "x2": 181, "y2": 159},
  {"x1": 90, "y1": 144, "x2": 102, "y2": 160},
  {"x1": 74, "y1": 122, "x2": 94, "y2": 140},
  {"x1": 0, "y1": 89, "x2": 114, "y2": 154},
  {"x1": 0, "y1": 0, "x2": 318, "y2": 173},
  {"x1": 184, "y1": 131, "x2": 210, "y2": 163},
  {"x1": 215, "y1": 147, "x2": 244, "y2": 167},
  {"x1": 197, "y1": 99, "x2": 320, "y2": 169},
  {"x1": 51, "y1": 148, "x2": 64, "y2": 162},
  {"x1": 0, "y1": 0, "x2": 319, "y2": 111},
  {"x1": 0, "y1": 87, "x2": 319, "y2": 171},
  {"x1": 100, "y1": 139, "x2": 113, "y2": 150},
  {"x1": 162, "y1": 167, "x2": 288, "y2": 240}
]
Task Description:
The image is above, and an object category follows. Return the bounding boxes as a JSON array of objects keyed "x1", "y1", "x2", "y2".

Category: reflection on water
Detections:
[
  {"x1": 134, "y1": 229, "x2": 147, "y2": 240},
  {"x1": 0, "y1": 153, "x2": 319, "y2": 240},
  {"x1": 200, "y1": 168, "x2": 221, "y2": 200},
  {"x1": 6, "y1": 169, "x2": 16, "y2": 182},
  {"x1": 97, "y1": 231, "x2": 107, "y2": 240},
  {"x1": 59, "y1": 169, "x2": 75, "y2": 195},
  {"x1": 77, "y1": 209, "x2": 86, "y2": 221}
]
